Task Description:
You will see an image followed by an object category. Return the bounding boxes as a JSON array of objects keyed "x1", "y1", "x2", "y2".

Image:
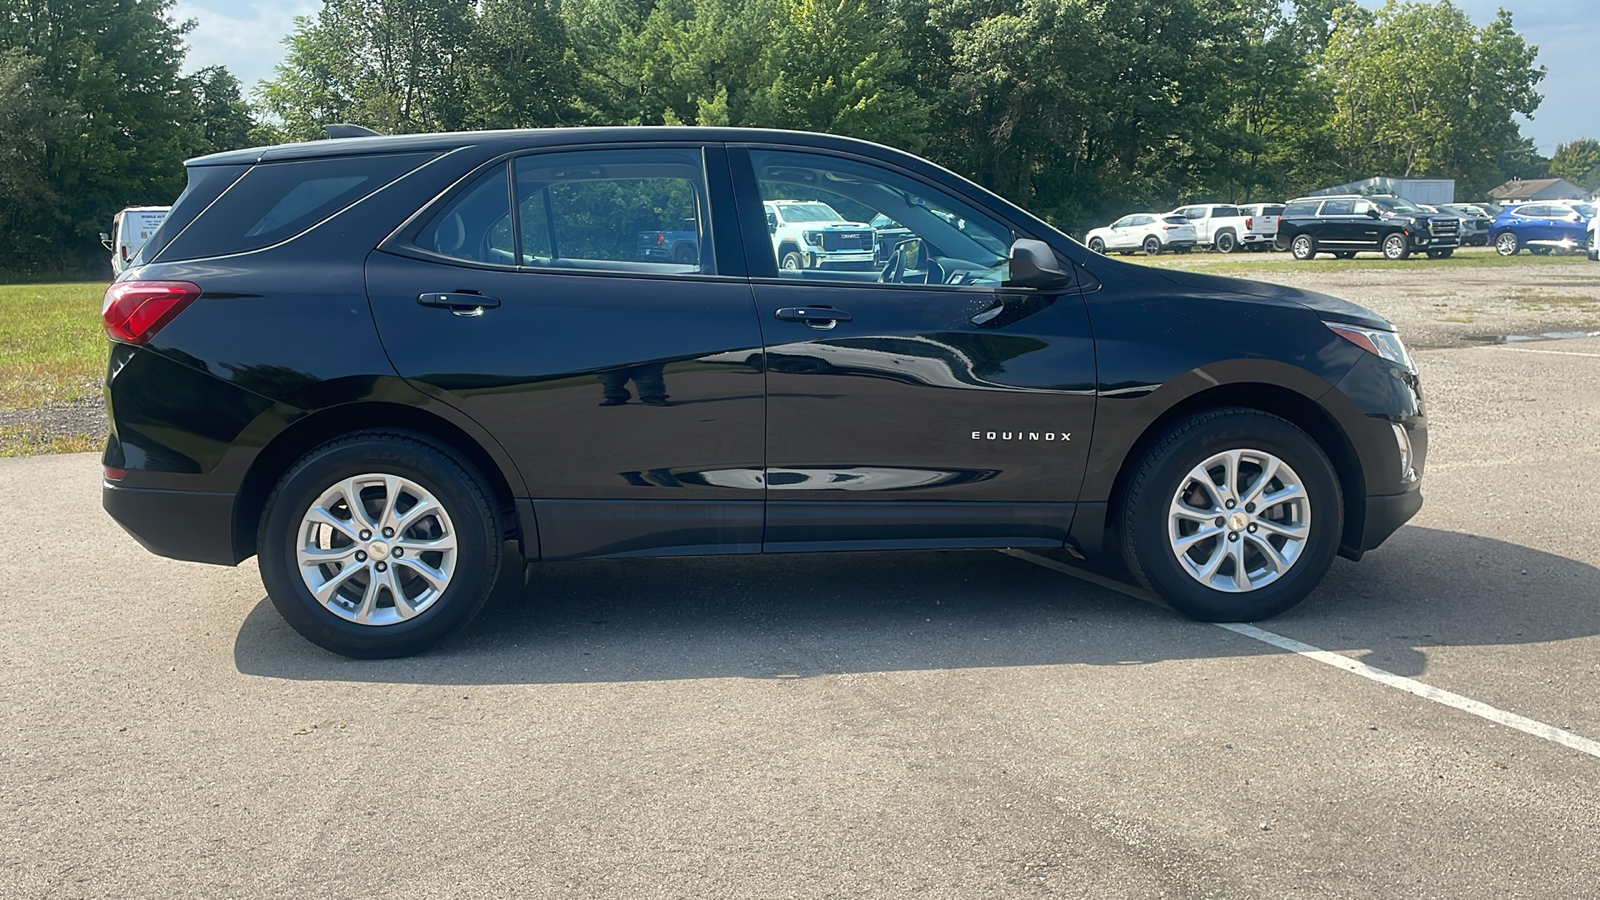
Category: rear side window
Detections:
[
  {"x1": 131, "y1": 164, "x2": 249, "y2": 267},
  {"x1": 1321, "y1": 198, "x2": 1355, "y2": 216},
  {"x1": 1262, "y1": 205, "x2": 1285, "y2": 216},
  {"x1": 1282, "y1": 200, "x2": 1319, "y2": 218},
  {"x1": 1213, "y1": 206, "x2": 1240, "y2": 217},
  {"x1": 159, "y1": 152, "x2": 437, "y2": 261}
]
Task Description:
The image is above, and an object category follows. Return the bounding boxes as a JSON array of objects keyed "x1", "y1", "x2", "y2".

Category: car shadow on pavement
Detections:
[{"x1": 232, "y1": 526, "x2": 1600, "y2": 685}]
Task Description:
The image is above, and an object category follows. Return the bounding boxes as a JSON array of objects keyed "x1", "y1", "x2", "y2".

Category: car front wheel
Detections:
[
  {"x1": 781, "y1": 251, "x2": 806, "y2": 271},
  {"x1": 1119, "y1": 409, "x2": 1341, "y2": 622},
  {"x1": 1427, "y1": 248, "x2": 1453, "y2": 259},
  {"x1": 1290, "y1": 234, "x2": 1316, "y2": 260},
  {"x1": 258, "y1": 431, "x2": 502, "y2": 658},
  {"x1": 1382, "y1": 233, "x2": 1410, "y2": 260},
  {"x1": 1495, "y1": 232, "x2": 1520, "y2": 255},
  {"x1": 1588, "y1": 232, "x2": 1597, "y2": 261}
]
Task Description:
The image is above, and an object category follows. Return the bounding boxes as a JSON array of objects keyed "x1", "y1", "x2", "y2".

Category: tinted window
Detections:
[
  {"x1": 1111, "y1": 216, "x2": 1134, "y2": 228},
  {"x1": 415, "y1": 163, "x2": 515, "y2": 266},
  {"x1": 162, "y1": 152, "x2": 436, "y2": 261},
  {"x1": 515, "y1": 148, "x2": 711, "y2": 274},
  {"x1": 136, "y1": 164, "x2": 249, "y2": 266},
  {"x1": 1213, "y1": 206, "x2": 1240, "y2": 217},
  {"x1": 751, "y1": 148, "x2": 1012, "y2": 287},
  {"x1": 1321, "y1": 199, "x2": 1355, "y2": 216},
  {"x1": 1513, "y1": 205, "x2": 1547, "y2": 217},
  {"x1": 1282, "y1": 200, "x2": 1319, "y2": 218},
  {"x1": 1262, "y1": 205, "x2": 1285, "y2": 216}
]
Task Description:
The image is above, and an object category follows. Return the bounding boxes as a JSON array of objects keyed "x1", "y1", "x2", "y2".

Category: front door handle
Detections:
[
  {"x1": 775, "y1": 307, "x2": 853, "y2": 330},
  {"x1": 418, "y1": 291, "x2": 501, "y2": 312}
]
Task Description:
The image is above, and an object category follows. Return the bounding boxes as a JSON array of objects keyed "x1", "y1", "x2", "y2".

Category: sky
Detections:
[{"x1": 175, "y1": 0, "x2": 1599, "y2": 155}]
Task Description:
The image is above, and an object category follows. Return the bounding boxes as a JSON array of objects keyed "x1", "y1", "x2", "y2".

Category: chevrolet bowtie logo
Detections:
[{"x1": 972, "y1": 431, "x2": 1071, "y2": 441}]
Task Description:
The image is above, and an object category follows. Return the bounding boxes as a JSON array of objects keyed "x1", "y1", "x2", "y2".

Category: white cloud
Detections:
[{"x1": 173, "y1": 0, "x2": 319, "y2": 92}]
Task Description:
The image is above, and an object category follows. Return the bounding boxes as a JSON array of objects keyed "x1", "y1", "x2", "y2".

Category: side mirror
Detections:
[
  {"x1": 99, "y1": 233, "x2": 113, "y2": 250},
  {"x1": 1365, "y1": 209, "x2": 1382, "y2": 219},
  {"x1": 1008, "y1": 239, "x2": 1071, "y2": 289},
  {"x1": 767, "y1": 220, "x2": 777, "y2": 235}
]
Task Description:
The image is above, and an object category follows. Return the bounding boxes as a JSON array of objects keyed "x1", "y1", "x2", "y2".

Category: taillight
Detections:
[
  {"x1": 120, "y1": 246, "x2": 129, "y2": 261},
  {"x1": 102, "y1": 281, "x2": 201, "y2": 345},
  {"x1": 1245, "y1": 217, "x2": 1254, "y2": 229},
  {"x1": 657, "y1": 233, "x2": 666, "y2": 245}
]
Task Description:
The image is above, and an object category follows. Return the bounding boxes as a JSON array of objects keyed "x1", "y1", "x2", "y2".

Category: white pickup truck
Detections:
[
  {"x1": 1169, "y1": 203, "x2": 1274, "y2": 253},
  {"x1": 763, "y1": 200, "x2": 876, "y2": 271},
  {"x1": 1238, "y1": 203, "x2": 1283, "y2": 251}
]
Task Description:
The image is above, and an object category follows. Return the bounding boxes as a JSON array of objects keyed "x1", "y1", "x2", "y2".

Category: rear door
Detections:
[
  {"x1": 367, "y1": 143, "x2": 767, "y2": 560},
  {"x1": 728, "y1": 144, "x2": 1096, "y2": 551}
]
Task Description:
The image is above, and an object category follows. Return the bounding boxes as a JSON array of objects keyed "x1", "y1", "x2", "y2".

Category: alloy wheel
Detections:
[
  {"x1": 296, "y1": 473, "x2": 458, "y2": 626},
  {"x1": 1496, "y1": 233, "x2": 1519, "y2": 256},
  {"x1": 1167, "y1": 449, "x2": 1310, "y2": 593}
]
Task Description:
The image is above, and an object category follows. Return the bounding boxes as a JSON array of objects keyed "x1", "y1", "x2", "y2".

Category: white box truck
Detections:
[{"x1": 101, "y1": 206, "x2": 170, "y2": 275}]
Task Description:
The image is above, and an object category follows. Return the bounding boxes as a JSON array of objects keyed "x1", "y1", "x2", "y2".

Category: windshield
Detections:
[
  {"x1": 776, "y1": 203, "x2": 845, "y2": 223},
  {"x1": 1373, "y1": 196, "x2": 1425, "y2": 213}
]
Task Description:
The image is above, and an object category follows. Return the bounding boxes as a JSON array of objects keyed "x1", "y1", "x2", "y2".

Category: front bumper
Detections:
[
  {"x1": 808, "y1": 250, "x2": 876, "y2": 270},
  {"x1": 1351, "y1": 488, "x2": 1423, "y2": 557},
  {"x1": 104, "y1": 480, "x2": 240, "y2": 565}
]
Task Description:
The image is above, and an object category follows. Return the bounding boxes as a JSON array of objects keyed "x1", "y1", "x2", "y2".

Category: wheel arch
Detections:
[
  {"x1": 232, "y1": 401, "x2": 527, "y2": 563},
  {"x1": 1094, "y1": 380, "x2": 1367, "y2": 563}
]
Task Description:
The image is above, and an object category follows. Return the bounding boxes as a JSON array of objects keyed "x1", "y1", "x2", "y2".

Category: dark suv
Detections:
[
  {"x1": 102, "y1": 127, "x2": 1426, "y2": 657},
  {"x1": 1277, "y1": 194, "x2": 1461, "y2": 260}
]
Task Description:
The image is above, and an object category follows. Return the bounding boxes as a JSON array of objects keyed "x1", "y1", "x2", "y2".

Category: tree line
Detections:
[{"x1": 0, "y1": 0, "x2": 1568, "y2": 277}]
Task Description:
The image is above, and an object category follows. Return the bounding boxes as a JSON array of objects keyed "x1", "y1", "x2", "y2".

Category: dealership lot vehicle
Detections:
[
  {"x1": 1168, "y1": 203, "x2": 1251, "y2": 253},
  {"x1": 1278, "y1": 194, "x2": 1461, "y2": 260},
  {"x1": 102, "y1": 127, "x2": 1424, "y2": 657},
  {"x1": 1492, "y1": 202, "x2": 1592, "y2": 256},
  {"x1": 765, "y1": 199, "x2": 876, "y2": 271},
  {"x1": 1084, "y1": 213, "x2": 1199, "y2": 255},
  {"x1": 1237, "y1": 202, "x2": 1283, "y2": 250}
]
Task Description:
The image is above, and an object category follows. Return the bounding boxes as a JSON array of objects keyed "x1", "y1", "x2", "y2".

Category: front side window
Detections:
[
  {"x1": 749, "y1": 148, "x2": 1013, "y2": 287},
  {"x1": 1111, "y1": 216, "x2": 1134, "y2": 229},
  {"x1": 1351, "y1": 199, "x2": 1374, "y2": 216},
  {"x1": 514, "y1": 148, "x2": 712, "y2": 274}
]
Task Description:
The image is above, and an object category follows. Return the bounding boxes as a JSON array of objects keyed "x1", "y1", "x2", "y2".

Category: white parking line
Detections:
[
  {"x1": 1001, "y1": 549, "x2": 1600, "y2": 761},
  {"x1": 1496, "y1": 347, "x2": 1600, "y2": 359}
]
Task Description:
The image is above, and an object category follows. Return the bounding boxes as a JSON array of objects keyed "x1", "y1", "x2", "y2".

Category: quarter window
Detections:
[
  {"x1": 416, "y1": 163, "x2": 515, "y2": 266},
  {"x1": 749, "y1": 148, "x2": 1013, "y2": 287},
  {"x1": 514, "y1": 149, "x2": 712, "y2": 275}
]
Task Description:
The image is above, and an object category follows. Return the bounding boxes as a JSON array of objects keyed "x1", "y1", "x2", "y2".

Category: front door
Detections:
[
  {"x1": 728, "y1": 145, "x2": 1096, "y2": 551},
  {"x1": 367, "y1": 145, "x2": 767, "y2": 560}
]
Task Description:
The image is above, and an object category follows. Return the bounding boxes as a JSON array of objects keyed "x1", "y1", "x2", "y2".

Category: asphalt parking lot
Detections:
[{"x1": 5, "y1": 336, "x2": 1600, "y2": 898}]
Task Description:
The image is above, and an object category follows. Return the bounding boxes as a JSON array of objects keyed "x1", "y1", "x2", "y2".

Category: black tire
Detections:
[
  {"x1": 1334, "y1": 251, "x2": 1357, "y2": 260},
  {"x1": 1119, "y1": 408, "x2": 1342, "y2": 622},
  {"x1": 258, "y1": 431, "x2": 502, "y2": 658},
  {"x1": 673, "y1": 244, "x2": 698, "y2": 265},
  {"x1": 1143, "y1": 236, "x2": 1162, "y2": 256},
  {"x1": 1494, "y1": 232, "x2": 1519, "y2": 256},
  {"x1": 1381, "y1": 232, "x2": 1410, "y2": 260},
  {"x1": 1530, "y1": 246, "x2": 1552, "y2": 256},
  {"x1": 1426, "y1": 248, "x2": 1453, "y2": 259},
  {"x1": 1088, "y1": 237, "x2": 1106, "y2": 255},
  {"x1": 1215, "y1": 231, "x2": 1238, "y2": 254},
  {"x1": 1290, "y1": 234, "x2": 1316, "y2": 260},
  {"x1": 1588, "y1": 232, "x2": 1597, "y2": 261},
  {"x1": 780, "y1": 250, "x2": 806, "y2": 271}
]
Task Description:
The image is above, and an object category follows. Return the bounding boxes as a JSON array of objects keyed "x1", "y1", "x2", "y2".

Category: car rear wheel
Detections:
[
  {"x1": 1120, "y1": 409, "x2": 1341, "y2": 622},
  {"x1": 1088, "y1": 237, "x2": 1106, "y2": 254},
  {"x1": 1530, "y1": 246, "x2": 1552, "y2": 256},
  {"x1": 1382, "y1": 233, "x2": 1410, "y2": 260},
  {"x1": 258, "y1": 431, "x2": 502, "y2": 658},
  {"x1": 674, "y1": 244, "x2": 697, "y2": 265},
  {"x1": 1495, "y1": 232, "x2": 1520, "y2": 255},
  {"x1": 1427, "y1": 248, "x2": 1453, "y2": 259},
  {"x1": 1143, "y1": 236, "x2": 1162, "y2": 256},
  {"x1": 1290, "y1": 234, "x2": 1316, "y2": 260},
  {"x1": 1333, "y1": 251, "x2": 1356, "y2": 260},
  {"x1": 1215, "y1": 231, "x2": 1237, "y2": 254}
]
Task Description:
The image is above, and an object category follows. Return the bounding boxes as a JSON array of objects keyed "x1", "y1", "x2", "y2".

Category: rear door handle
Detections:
[
  {"x1": 418, "y1": 291, "x2": 501, "y2": 312},
  {"x1": 775, "y1": 307, "x2": 853, "y2": 328}
]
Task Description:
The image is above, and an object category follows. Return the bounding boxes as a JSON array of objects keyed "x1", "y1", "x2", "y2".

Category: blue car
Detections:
[{"x1": 1491, "y1": 202, "x2": 1593, "y2": 256}]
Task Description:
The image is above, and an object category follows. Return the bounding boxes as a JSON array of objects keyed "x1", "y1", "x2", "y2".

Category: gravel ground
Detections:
[
  {"x1": 0, "y1": 396, "x2": 106, "y2": 439},
  {"x1": 1142, "y1": 246, "x2": 1600, "y2": 349}
]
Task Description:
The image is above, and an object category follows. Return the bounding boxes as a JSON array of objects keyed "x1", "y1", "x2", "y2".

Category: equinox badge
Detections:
[{"x1": 972, "y1": 431, "x2": 1071, "y2": 441}]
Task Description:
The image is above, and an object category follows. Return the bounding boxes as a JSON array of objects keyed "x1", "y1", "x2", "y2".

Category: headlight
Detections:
[
  {"x1": 1327, "y1": 323, "x2": 1417, "y2": 373},
  {"x1": 803, "y1": 231, "x2": 822, "y2": 247}
]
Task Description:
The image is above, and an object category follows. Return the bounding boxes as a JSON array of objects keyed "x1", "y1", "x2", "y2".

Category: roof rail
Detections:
[{"x1": 324, "y1": 124, "x2": 383, "y2": 139}]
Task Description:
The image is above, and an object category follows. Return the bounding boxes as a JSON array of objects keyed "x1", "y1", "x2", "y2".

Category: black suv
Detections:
[
  {"x1": 1277, "y1": 194, "x2": 1461, "y2": 260},
  {"x1": 102, "y1": 127, "x2": 1426, "y2": 657}
]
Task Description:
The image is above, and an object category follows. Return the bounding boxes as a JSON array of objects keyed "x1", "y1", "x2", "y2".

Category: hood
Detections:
[{"x1": 1154, "y1": 268, "x2": 1393, "y2": 330}]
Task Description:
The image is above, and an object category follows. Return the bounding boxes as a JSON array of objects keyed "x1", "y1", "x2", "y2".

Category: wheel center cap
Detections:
[
  {"x1": 1228, "y1": 511, "x2": 1250, "y2": 532},
  {"x1": 368, "y1": 540, "x2": 390, "y2": 561}
]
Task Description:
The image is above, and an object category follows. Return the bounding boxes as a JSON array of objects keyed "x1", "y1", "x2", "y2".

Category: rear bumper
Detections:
[{"x1": 103, "y1": 481, "x2": 240, "y2": 565}]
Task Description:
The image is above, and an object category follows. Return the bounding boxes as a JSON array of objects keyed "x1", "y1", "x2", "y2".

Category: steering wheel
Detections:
[{"x1": 878, "y1": 243, "x2": 907, "y2": 283}]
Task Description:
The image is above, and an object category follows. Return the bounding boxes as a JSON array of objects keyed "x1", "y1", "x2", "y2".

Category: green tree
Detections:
[
  {"x1": 188, "y1": 66, "x2": 256, "y2": 155},
  {"x1": 0, "y1": 50, "x2": 75, "y2": 273},
  {"x1": 1323, "y1": 1, "x2": 1543, "y2": 198},
  {"x1": 1549, "y1": 138, "x2": 1600, "y2": 191},
  {"x1": 466, "y1": 0, "x2": 580, "y2": 128}
]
